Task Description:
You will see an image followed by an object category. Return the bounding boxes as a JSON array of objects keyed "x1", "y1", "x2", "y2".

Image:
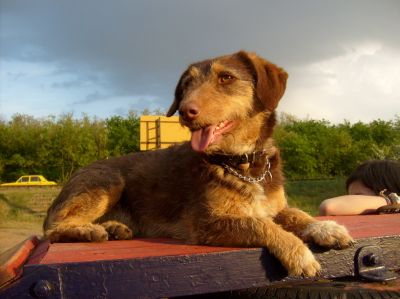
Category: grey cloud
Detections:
[
  {"x1": 84, "y1": 91, "x2": 105, "y2": 104},
  {"x1": 7, "y1": 72, "x2": 27, "y2": 81},
  {"x1": 3, "y1": 1, "x2": 400, "y2": 86},
  {"x1": 1, "y1": 0, "x2": 399, "y2": 121},
  {"x1": 70, "y1": 91, "x2": 112, "y2": 105},
  {"x1": 51, "y1": 80, "x2": 84, "y2": 89}
]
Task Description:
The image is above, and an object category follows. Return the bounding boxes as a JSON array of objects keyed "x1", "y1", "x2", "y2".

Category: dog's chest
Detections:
[
  {"x1": 208, "y1": 182, "x2": 272, "y2": 218},
  {"x1": 238, "y1": 182, "x2": 274, "y2": 218},
  {"x1": 240, "y1": 189, "x2": 271, "y2": 218}
]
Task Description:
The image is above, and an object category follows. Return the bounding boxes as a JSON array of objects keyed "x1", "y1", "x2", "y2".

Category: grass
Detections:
[
  {"x1": 286, "y1": 177, "x2": 346, "y2": 216},
  {"x1": 0, "y1": 187, "x2": 60, "y2": 227},
  {"x1": 0, "y1": 187, "x2": 61, "y2": 253}
]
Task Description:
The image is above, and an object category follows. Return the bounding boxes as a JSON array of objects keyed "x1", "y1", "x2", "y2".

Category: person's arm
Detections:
[{"x1": 319, "y1": 195, "x2": 388, "y2": 216}]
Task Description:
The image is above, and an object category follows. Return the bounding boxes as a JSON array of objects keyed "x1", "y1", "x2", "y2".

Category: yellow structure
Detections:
[{"x1": 140, "y1": 115, "x2": 190, "y2": 151}]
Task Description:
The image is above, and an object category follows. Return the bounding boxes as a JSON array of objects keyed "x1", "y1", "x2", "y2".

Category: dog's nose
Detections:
[{"x1": 179, "y1": 103, "x2": 200, "y2": 120}]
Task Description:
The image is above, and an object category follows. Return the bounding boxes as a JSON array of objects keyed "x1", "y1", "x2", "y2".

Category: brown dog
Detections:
[{"x1": 44, "y1": 51, "x2": 353, "y2": 276}]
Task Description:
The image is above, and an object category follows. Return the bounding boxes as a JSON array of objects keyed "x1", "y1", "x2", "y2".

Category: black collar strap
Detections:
[{"x1": 205, "y1": 150, "x2": 268, "y2": 168}]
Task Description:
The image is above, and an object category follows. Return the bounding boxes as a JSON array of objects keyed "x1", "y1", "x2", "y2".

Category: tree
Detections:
[
  {"x1": 275, "y1": 126, "x2": 318, "y2": 179},
  {"x1": 48, "y1": 114, "x2": 109, "y2": 182},
  {"x1": 0, "y1": 115, "x2": 45, "y2": 181},
  {"x1": 106, "y1": 111, "x2": 140, "y2": 157}
]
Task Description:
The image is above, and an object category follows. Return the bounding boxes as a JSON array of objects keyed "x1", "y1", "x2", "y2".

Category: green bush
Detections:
[{"x1": 275, "y1": 115, "x2": 400, "y2": 180}]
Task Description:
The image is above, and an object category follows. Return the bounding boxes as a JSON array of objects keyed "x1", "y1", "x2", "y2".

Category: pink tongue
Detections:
[{"x1": 191, "y1": 125, "x2": 217, "y2": 152}]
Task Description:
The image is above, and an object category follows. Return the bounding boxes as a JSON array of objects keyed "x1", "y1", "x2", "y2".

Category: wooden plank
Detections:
[
  {"x1": 39, "y1": 249, "x2": 274, "y2": 298},
  {"x1": 24, "y1": 240, "x2": 49, "y2": 265},
  {"x1": 33, "y1": 239, "x2": 245, "y2": 265},
  {"x1": 26, "y1": 214, "x2": 400, "y2": 265},
  {"x1": 315, "y1": 235, "x2": 399, "y2": 278},
  {"x1": 318, "y1": 214, "x2": 400, "y2": 238},
  {"x1": 0, "y1": 264, "x2": 60, "y2": 299},
  {"x1": 6, "y1": 235, "x2": 395, "y2": 299},
  {"x1": 1, "y1": 214, "x2": 399, "y2": 298},
  {"x1": 0, "y1": 236, "x2": 40, "y2": 288},
  {"x1": 213, "y1": 279, "x2": 400, "y2": 299}
]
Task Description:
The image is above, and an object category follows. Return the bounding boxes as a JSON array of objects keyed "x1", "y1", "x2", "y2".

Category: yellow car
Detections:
[{"x1": 0, "y1": 175, "x2": 57, "y2": 187}]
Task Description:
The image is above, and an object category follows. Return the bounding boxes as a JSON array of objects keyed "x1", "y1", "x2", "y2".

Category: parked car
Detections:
[{"x1": 0, "y1": 175, "x2": 57, "y2": 187}]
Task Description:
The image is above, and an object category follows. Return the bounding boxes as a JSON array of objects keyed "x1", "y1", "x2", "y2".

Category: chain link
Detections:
[{"x1": 222, "y1": 159, "x2": 272, "y2": 184}]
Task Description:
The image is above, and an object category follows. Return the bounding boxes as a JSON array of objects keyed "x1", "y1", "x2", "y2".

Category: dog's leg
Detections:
[
  {"x1": 274, "y1": 208, "x2": 353, "y2": 249},
  {"x1": 44, "y1": 174, "x2": 126, "y2": 243},
  {"x1": 195, "y1": 217, "x2": 321, "y2": 277}
]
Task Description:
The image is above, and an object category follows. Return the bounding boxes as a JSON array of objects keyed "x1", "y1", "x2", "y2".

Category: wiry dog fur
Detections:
[{"x1": 44, "y1": 51, "x2": 353, "y2": 276}]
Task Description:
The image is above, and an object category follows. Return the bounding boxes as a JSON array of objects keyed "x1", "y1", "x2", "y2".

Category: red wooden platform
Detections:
[
  {"x1": 1, "y1": 214, "x2": 399, "y2": 298},
  {"x1": 13, "y1": 214, "x2": 400, "y2": 266}
]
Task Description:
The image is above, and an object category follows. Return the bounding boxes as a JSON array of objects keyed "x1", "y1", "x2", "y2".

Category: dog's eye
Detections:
[{"x1": 218, "y1": 73, "x2": 235, "y2": 84}]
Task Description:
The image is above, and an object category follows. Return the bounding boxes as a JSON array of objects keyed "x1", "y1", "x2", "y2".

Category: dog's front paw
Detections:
[
  {"x1": 302, "y1": 221, "x2": 354, "y2": 249},
  {"x1": 101, "y1": 221, "x2": 133, "y2": 240},
  {"x1": 285, "y1": 245, "x2": 321, "y2": 277},
  {"x1": 46, "y1": 223, "x2": 109, "y2": 242}
]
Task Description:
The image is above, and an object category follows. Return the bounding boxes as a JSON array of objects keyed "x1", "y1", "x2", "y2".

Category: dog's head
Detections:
[{"x1": 167, "y1": 51, "x2": 288, "y2": 154}]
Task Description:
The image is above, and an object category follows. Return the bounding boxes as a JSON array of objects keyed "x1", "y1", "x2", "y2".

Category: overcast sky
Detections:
[{"x1": 1, "y1": 0, "x2": 399, "y2": 123}]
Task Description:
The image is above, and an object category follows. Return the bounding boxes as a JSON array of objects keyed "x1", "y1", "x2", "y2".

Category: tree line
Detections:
[
  {"x1": 275, "y1": 114, "x2": 399, "y2": 179},
  {"x1": 0, "y1": 112, "x2": 398, "y2": 183},
  {"x1": 0, "y1": 113, "x2": 139, "y2": 183}
]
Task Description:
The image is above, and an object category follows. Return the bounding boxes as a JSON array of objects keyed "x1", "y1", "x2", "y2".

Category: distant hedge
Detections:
[
  {"x1": 275, "y1": 114, "x2": 400, "y2": 179},
  {"x1": 0, "y1": 112, "x2": 398, "y2": 182},
  {"x1": 0, "y1": 112, "x2": 139, "y2": 182}
]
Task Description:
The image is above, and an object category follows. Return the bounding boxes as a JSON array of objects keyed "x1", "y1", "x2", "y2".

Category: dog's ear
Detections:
[
  {"x1": 238, "y1": 51, "x2": 288, "y2": 111},
  {"x1": 166, "y1": 69, "x2": 190, "y2": 117},
  {"x1": 166, "y1": 99, "x2": 179, "y2": 117},
  {"x1": 166, "y1": 95, "x2": 180, "y2": 117}
]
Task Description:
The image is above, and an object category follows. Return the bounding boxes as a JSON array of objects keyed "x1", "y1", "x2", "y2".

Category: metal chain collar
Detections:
[{"x1": 222, "y1": 159, "x2": 272, "y2": 184}]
